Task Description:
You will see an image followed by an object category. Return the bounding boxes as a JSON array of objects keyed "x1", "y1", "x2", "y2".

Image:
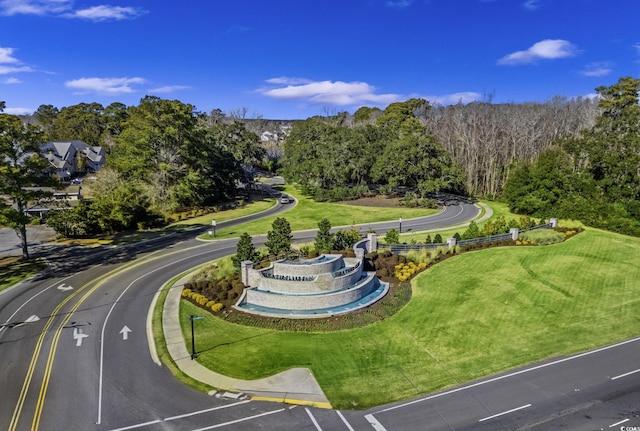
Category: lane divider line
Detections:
[{"x1": 478, "y1": 403, "x2": 531, "y2": 422}]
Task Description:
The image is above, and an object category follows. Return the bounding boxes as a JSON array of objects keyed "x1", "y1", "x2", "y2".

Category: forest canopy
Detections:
[{"x1": 3, "y1": 76, "x2": 639, "y2": 240}]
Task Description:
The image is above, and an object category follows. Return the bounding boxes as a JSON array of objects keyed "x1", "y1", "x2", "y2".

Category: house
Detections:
[{"x1": 41, "y1": 140, "x2": 105, "y2": 180}]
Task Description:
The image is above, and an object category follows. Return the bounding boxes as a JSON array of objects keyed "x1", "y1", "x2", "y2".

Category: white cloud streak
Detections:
[
  {"x1": 5, "y1": 107, "x2": 34, "y2": 115},
  {"x1": 65, "y1": 76, "x2": 146, "y2": 94},
  {"x1": 0, "y1": 0, "x2": 146, "y2": 21},
  {"x1": 0, "y1": 46, "x2": 33, "y2": 74},
  {"x1": 386, "y1": 0, "x2": 413, "y2": 9},
  {"x1": 147, "y1": 85, "x2": 190, "y2": 94},
  {"x1": 0, "y1": 0, "x2": 72, "y2": 16},
  {"x1": 498, "y1": 39, "x2": 578, "y2": 65},
  {"x1": 425, "y1": 92, "x2": 482, "y2": 105},
  {"x1": 64, "y1": 5, "x2": 145, "y2": 21},
  {"x1": 0, "y1": 46, "x2": 20, "y2": 63},
  {"x1": 3, "y1": 77, "x2": 22, "y2": 84},
  {"x1": 522, "y1": 0, "x2": 541, "y2": 11},
  {"x1": 260, "y1": 78, "x2": 401, "y2": 106},
  {"x1": 580, "y1": 62, "x2": 612, "y2": 77},
  {"x1": 260, "y1": 77, "x2": 480, "y2": 108}
]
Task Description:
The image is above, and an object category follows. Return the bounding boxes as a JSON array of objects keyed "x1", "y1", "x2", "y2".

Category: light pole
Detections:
[
  {"x1": 399, "y1": 217, "x2": 402, "y2": 234},
  {"x1": 190, "y1": 315, "x2": 204, "y2": 360},
  {"x1": 211, "y1": 219, "x2": 216, "y2": 237}
]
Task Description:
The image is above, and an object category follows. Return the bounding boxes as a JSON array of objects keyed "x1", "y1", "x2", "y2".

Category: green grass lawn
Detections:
[
  {"x1": 0, "y1": 258, "x2": 46, "y2": 292},
  {"x1": 199, "y1": 185, "x2": 439, "y2": 240},
  {"x1": 179, "y1": 228, "x2": 640, "y2": 409},
  {"x1": 172, "y1": 198, "x2": 277, "y2": 227}
]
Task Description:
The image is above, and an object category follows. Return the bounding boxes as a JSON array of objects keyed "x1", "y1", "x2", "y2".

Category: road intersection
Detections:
[{"x1": 1, "y1": 197, "x2": 639, "y2": 430}]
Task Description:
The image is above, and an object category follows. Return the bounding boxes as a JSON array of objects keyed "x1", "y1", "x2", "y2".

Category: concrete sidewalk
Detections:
[{"x1": 162, "y1": 275, "x2": 332, "y2": 408}]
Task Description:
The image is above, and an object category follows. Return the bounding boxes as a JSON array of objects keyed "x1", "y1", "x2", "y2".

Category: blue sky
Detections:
[{"x1": 1, "y1": 0, "x2": 639, "y2": 119}]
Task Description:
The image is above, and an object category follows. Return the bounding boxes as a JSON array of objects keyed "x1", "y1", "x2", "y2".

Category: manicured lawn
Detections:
[
  {"x1": 172, "y1": 198, "x2": 276, "y2": 226},
  {"x1": 0, "y1": 258, "x2": 46, "y2": 292},
  {"x1": 200, "y1": 185, "x2": 439, "y2": 240},
  {"x1": 180, "y1": 228, "x2": 640, "y2": 409}
]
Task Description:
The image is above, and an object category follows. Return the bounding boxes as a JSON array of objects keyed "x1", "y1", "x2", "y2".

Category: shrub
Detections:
[{"x1": 520, "y1": 229, "x2": 564, "y2": 245}]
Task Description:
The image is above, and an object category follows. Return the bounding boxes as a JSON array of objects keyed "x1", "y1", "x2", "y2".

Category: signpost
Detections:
[
  {"x1": 190, "y1": 315, "x2": 204, "y2": 359},
  {"x1": 399, "y1": 217, "x2": 402, "y2": 234},
  {"x1": 211, "y1": 219, "x2": 216, "y2": 237}
]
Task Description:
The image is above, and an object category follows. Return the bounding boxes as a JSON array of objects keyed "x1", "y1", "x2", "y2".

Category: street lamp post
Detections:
[
  {"x1": 211, "y1": 219, "x2": 216, "y2": 237},
  {"x1": 190, "y1": 315, "x2": 204, "y2": 360}
]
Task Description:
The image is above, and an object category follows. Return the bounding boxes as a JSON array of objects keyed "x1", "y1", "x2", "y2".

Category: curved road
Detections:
[{"x1": 1, "y1": 198, "x2": 638, "y2": 430}]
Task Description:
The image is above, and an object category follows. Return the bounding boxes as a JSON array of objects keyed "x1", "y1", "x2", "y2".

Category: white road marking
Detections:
[
  {"x1": 611, "y1": 368, "x2": 640, "y2": 380},
  {"x1": 119, "y1": 325, "x2": 131, "y2": 340},
  {"x1": 610, "y1": 418, "x2": 629, "y2": 428},
  {"x1": 306, "y1": 407, "x2": 323, "y2": 431},
  {"x1": 57, "y1": 283, "x2": 73, "y2": 291},
  {"x1": 97, "y1": 247, "x2": 238, "y2": 425},
  {"x1": 336, "y1": 410, "x2": 355, "y2": 431},
  {"x1": 478, "y1": 404, "x2": 531, "y2": 422},
  {"x1": 163, "y1": 400, "x2": 251, "y2": 421},
  {"x1": 190, "y1": 408, "x2": 286, "y2": 431},
  {"x1": 376, "y1": 335, "x2": 640, "y2": 414},
  {"x1": 73, "y1": 327, "x2": 89, "y2": 346},
  {"x1": 108, "y1": 401, "x2": 252, "y2": 430},
  {"x1": 0, "y1": 274, "x2": 75, "y2": 336},
  {"x1": 365, "y1": 414, "x2": 388, "y2": 431}
]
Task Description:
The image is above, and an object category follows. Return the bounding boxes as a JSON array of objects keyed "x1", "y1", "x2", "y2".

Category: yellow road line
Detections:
[{"x1": 18, "y1": 243, "x2": 210, "y2": 430}]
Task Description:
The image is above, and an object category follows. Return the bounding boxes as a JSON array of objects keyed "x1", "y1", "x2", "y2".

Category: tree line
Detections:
[{"x1": 1, "y1": 97, "x2": 270, "y2": 247}]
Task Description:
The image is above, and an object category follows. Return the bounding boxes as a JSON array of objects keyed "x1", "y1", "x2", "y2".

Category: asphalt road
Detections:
[{"x1": 1, "y1": 197, "x2": 639, "y2": 430}]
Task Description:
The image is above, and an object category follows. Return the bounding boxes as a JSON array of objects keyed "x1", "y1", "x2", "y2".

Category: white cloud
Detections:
[
  {"x1": 260, "y1": 77, "x2": 480, "y2": 108},
  {"x1": 498, "y1": 39, "x2": 578, "y2": 65},
  {"x1": 265, "y1": 76, "x2": 313, "y2": 85},
  {"x1": 260, "y1": 78, "x2": 401, "y2": 106},
  {"x1": 0, "y1": 46, "x2": 19, "y2": 63},
  {"x1": 0, "y1": 0, "x2": 72, "y2": 16},
  {"x1": 425, "y1": 92, "x2": 482, "y2": 105},
  {"x1": 0, "y1": 46, "x2": 33, "y2": 74},
  {"x1": 580, "y1": 62, "x2": 612, "y2": 77},
  {"x1": 147, "y1": 85, "x2": 190, "y2": 94},
  {"x1": 386, "y1": 0, "x2": 413, "y2": 8},
  {"x1": 3, "y1": 77, "x2": 22, "y2": 84},
  {"x1": 5, "y1": 107, "x2": 33, "y2": 114},
  {"x1": 522, "y1": 0, "x2": 541, "y2": 11},
  {"x1": 0, "y1": 0, "x2": 146, "y2": 20},
  {"x1": 0, "y1": 65, "x2": 32, "y2": 74},
  {"x1": 65, "y1": 76, "x2": 145, "y2": 94},
  {"x1": 64, "y1": 5, "x2": 145, "y2": 21}
]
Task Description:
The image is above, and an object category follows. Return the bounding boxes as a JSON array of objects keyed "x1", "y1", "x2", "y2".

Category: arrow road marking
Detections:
[
  {"x1": 73, "y1": 328, "x2": 89, "y2": 347},
  {"x1": 120, "y1": 326, "x2": 131, "y2": 340},
  {"x1": 57, "y1": 284, "x2": 73, "y2": 291}
]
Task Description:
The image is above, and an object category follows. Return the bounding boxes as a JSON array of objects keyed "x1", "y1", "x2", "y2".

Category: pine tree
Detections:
[
  {"x1": 315, "y1": 218, "x2": 332, "y2": 253},
  {"x1": 265, "y1": 217, "x2": 292, "y2": 256},
  {"x1": 233, "y1": 232, "x2": 258, "y2": 267}
]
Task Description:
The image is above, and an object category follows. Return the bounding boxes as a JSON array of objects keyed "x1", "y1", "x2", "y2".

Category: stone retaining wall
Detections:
[{"x1": 243, "y1": 272, "x2": 378, "y2": 311}]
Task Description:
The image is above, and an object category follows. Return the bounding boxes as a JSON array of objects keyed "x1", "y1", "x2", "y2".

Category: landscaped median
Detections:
[{"x1": 175, "y1": 227, "x2": 640, "y2": 409}]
